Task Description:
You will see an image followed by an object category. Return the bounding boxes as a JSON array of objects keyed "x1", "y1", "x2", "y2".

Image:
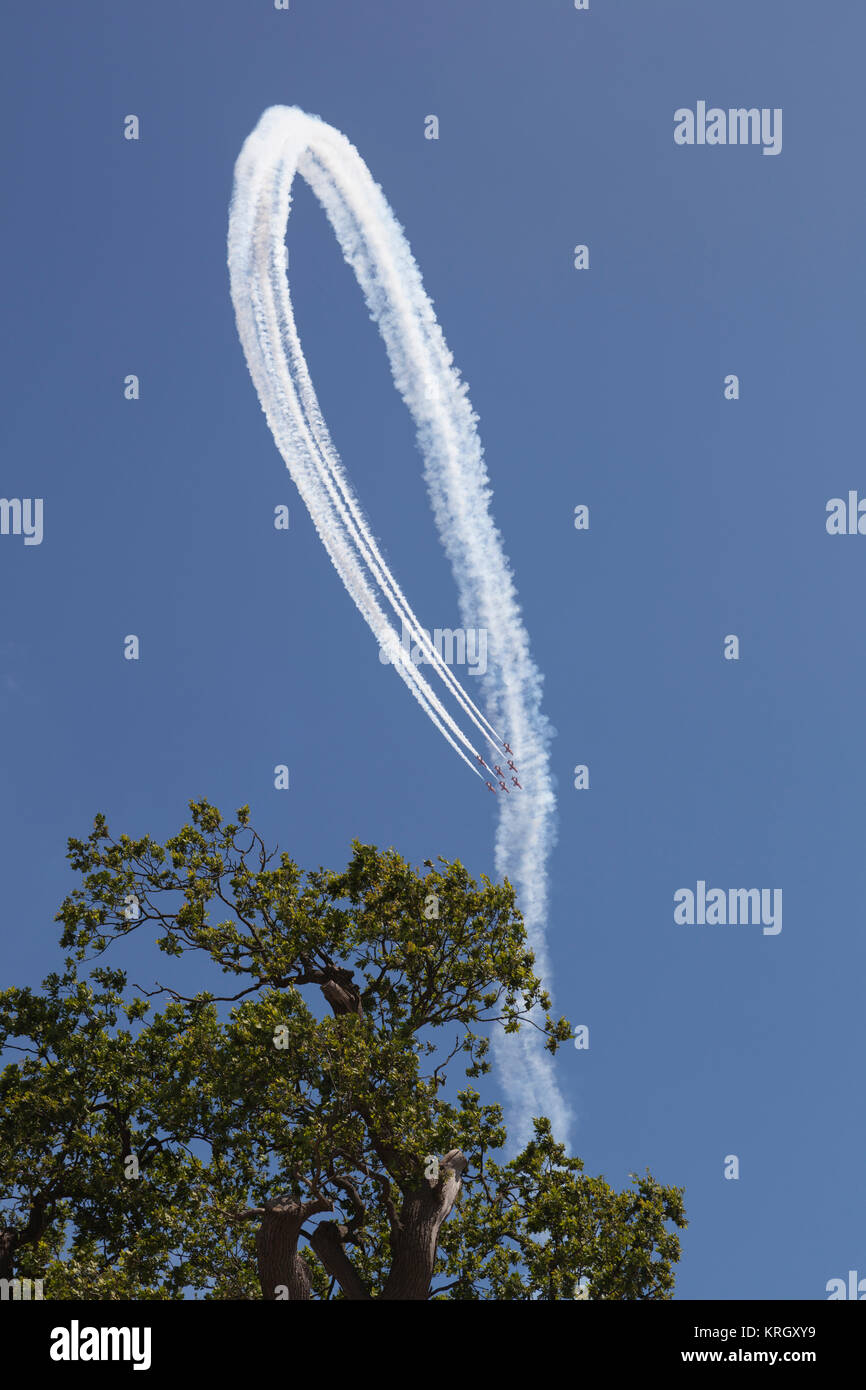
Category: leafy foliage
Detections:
[{"x1": 0, "y1": 800, "x2": 685, "y2": 1299}]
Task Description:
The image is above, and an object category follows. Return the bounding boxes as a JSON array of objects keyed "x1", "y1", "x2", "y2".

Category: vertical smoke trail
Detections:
[{"x1": 228, "y1": 107, "x2": 571, "y2": 1147}]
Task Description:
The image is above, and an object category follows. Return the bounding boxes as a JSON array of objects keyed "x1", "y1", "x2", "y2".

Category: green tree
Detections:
[{"x1": 0, "y1": 800, "x2": 685, "y2": 1299}]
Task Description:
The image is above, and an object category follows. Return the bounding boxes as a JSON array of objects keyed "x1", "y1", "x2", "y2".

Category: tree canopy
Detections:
[{"x1": 0, "y1": 800, "x2": 686, "y2": 1299}]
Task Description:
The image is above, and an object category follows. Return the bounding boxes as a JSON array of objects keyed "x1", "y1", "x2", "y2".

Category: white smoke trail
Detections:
[
  {"x1": 231, "y1": 130, "x2": 488, "y2": 779},
  {"x1": 257, "y1": 140, "x2": 506, "y2": 764},
  {"x1": 228, "y1": 107, "x2": 571, "y2": 1146}
]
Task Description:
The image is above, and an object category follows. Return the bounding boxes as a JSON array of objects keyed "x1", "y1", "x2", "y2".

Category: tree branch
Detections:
[{"x1": 308, "y1": 1221, "x2": 371, "y2": 1300}]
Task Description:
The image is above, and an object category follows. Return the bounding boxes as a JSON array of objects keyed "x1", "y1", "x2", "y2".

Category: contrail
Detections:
[
  {"x1": 229, "y1": 133, "x2": 488, "y2": 779},
  {"x1": 228, "y1": 106, "x2": 571, "y2": 1147},
  {"x1": 229, "y1": 122, "x2": 492, "y2": 780},
  {"x1": 257, "y1": 152, "x2": 507, "y2": 764}
]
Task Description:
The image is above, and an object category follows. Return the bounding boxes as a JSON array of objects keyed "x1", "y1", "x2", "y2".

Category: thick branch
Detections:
[
  {"x1": 255, "y1": 1194, "x2": 331, "y2": 1301},
  {"x1": 0, "y1": 1193, "x2": 50, "y2": 1279},
  {"x1": 308, "y1": 1221, "x2": 371, "y2": 1300}
]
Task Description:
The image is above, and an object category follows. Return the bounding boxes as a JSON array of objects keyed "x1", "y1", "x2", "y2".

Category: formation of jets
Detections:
[{"x1": 477, "y1": 744, "x2": 522, "y2": 794}]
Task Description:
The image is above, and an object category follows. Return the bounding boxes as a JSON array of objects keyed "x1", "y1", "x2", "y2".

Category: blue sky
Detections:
[{"x1": 1, "y1": 0, "x2": 864, "y2": 1299}]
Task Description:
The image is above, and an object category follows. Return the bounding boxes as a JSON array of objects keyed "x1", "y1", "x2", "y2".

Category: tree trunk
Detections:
[
  {"x1": 0, "y1": 1230, "x2": 16, "y2": 1280},
  {"x1": 255, "y1": 1195, "x2": 330, "y2": 1300},
  {"x1": 0, "y1": 1197, "x2": 48, "y2": 1281},
  {"x1": 382, "y1": 1150, "x2": 467, "y2": 1300}
]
